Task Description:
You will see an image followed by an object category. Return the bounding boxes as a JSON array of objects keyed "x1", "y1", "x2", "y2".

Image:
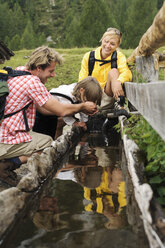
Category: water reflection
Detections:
[
  {"x1": 4, "y1": 134, "x2": 143, "y2": 248},
  {"x1": 32, "y1": 135, "x2": 127, "y2": 234},
  {"x1": 55, "y1": 135, "x2": 127, "y2": 231},
  {"x1": 33, "y1": 195, "x2": 68, "y2": 232},
  {"x1": 83, "y1": 167, "x2": 127, "y2": 230}
]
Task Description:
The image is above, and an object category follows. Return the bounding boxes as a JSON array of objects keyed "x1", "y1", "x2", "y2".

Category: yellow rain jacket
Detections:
[
  {"x1": 79, "y1": 47, "x2": 132, "y2": 90},
  {"x1": 84, "y1": 169, "x2": 126, "y2": 214}
]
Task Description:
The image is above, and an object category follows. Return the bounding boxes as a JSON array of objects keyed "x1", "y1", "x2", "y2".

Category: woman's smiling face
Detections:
[{"x1": 101, "y1": 35, "x2": 120, "y2": 59}]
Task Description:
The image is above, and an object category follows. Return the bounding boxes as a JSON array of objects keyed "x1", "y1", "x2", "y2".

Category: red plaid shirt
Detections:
[{"x1": 0, "y1": 66, "x2": 51, "y2": 144}]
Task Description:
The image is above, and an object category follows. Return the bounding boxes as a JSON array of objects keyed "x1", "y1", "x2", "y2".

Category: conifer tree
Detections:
[
  {"x1": 62, "y1": 1, "x2": 83, "y2": 48},
  {"x1": 38, "y1": 33, "x2": 46, "y2": 46},
  {"x1": 124, "y1": 0, "x2": 158, "y2": 48},
  {"x1": 12, "y1": 2, "x2": 26, "y2": 36},
  {"x1": 78, "y1": 0, "x2": 115, "y2": 47},
  {"x1": 51, "y1": 0, "x2": 71, "y2": 47},
  {"x1": 9, "y1": 34, "x2": 21, "y2": 51},
  {"x1": 63, "y1": 16, "x2": 80, "y2": 48},
  {"x1": 157, "y1": 0, "x2": 164, "y2": 9},
  {"x1": 0, "y1": 2, "x2": 12, "y2": 40},
  {"x1": 20, "y1": 20, "x2": 36, "y2": 49},
  {"x1": 109, "y1": 0, "x2": 129, "y2": 45}
]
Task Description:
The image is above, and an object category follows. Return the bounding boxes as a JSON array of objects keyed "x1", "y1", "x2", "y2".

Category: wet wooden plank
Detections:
[{"x1": 124, "y1": 81, "x2": 165, "y2": 141}]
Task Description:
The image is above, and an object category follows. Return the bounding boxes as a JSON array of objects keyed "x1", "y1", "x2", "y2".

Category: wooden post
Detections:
[{"x1": 135, "y1": 55, "x2": 159, "y2": 82}]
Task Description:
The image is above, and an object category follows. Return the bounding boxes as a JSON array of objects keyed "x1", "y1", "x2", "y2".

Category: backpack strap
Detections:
[
  {"x1": 4, "y1": 101, "x2": 32, "y2": 131},
  {"x1": 88, "y1": 50, "x2": 117, "y2": 76},
  {"x1": 111, "y1": 50, "x2": 117, "y2": 68},
  {"x1": 1, "y1": 68, "x2": 33, "y2": 131},
  {"x1": 3, "y1": 66, "x2": 31, "y2": 77},
  {"x1": 88, "y1": 51, "x2": 95, "y2": 76},
  {"x1": 50, "y1": 92, "x2": 75, "y2": 104}
]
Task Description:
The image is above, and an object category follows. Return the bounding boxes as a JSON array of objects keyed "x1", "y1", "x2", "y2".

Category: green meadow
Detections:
[
  {"x1": 1, "y1": 47, "x2": 134, "y2": 91},
  {"x1": 1, "y1": 47, "x2": 164, "y2": 91}
]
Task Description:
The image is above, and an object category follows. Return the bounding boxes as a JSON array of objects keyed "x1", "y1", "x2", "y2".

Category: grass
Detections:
[
  {"x1": 0, "y1": 47, "x2": 133, "y2": 91},
  {"x1": 0, "y1": 47, "x2": 96, "y2": 90},
  {"x1": 1, "y1": 46, "x2": 165, "y2": 90}
]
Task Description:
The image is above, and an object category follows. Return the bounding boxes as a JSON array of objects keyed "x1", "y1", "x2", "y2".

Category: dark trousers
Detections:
[{"x1": 33, "y1": 111, "x2": 58, "y2": 139}]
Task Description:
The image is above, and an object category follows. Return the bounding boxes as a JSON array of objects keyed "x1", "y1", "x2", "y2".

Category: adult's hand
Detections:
[
  {"x1": 42, "y1": 97, "x2": 97, "y2": 117},
  {"x1": 112, "y1": 81, "x2": 125, "y2": 99},
  {"x1": 82, "y1": 101, "x2": 97, "y2": 115}
]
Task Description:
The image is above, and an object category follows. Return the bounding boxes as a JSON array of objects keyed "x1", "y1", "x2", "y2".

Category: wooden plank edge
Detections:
[{"x1": 119, "y1": 115, "x2": 165, "y2": 248}]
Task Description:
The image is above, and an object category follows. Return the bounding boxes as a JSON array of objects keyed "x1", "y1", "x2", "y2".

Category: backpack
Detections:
[
  {"x1": 88, "y1": 50, "x2": 117, "y2": 76},
  {"x1": 0, "y1": 66, "x2": 32, "y2": 131}
]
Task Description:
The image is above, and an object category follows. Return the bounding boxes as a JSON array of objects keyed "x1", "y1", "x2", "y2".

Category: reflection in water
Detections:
[
  {"x1": 33, "y1": 196, "x2": 68, "y2": 231},
  {"x1": 58, "y1": 135, "x2": 126, "y2": 231},
  {"x1": 32, "y1": 134, "x2": 127, "y2": 234},
  {"x1": 83, "y1": 167, "x2": 127, "y2": 230},
  {"x1": 4, "y1": 133, "x2": 143, "y2": 248}
]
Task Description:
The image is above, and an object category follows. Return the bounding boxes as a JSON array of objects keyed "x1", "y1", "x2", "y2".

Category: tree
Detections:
[
  {"x1": 157, "y1": 0, "x2": 164, "y2": 9},
  {"x1": 0, "y1": 0, "x2": 161, "y2": 50},
  {"x1": 20, "y1": 20, "x2": 36, "y2": 49},
  {"x1": 124, "y1": 0, "x2": 158, "y2": 48},
  {"x1": 63, "y1": 16, "x2": 81, "y2": 48},
  {"x1": 78, "y1": 0, "x2": 116, "y2": 47},
  {"x1": 12, "y1": 2, "x2": 26, "y2": 36},
  {"x1": 9, "y1": 34, "x2": 21, "y2": 51},
  {"x1": 62, "y1": 1, "x2": 83, "y2": 48},
  {"x1": 108, "y1": 0, "x2": 129, "y2": 47},
  {"x1": 0, "y1": 2, "x2": 13, "y2": 40},
  {"x1": 37, "y1": 32, "x2": 46, "y2": 46}
]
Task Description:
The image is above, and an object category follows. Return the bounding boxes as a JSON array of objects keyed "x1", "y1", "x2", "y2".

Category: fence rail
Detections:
[{"x1": 125, "y1": 81, "x2": 165, "y2": 141}]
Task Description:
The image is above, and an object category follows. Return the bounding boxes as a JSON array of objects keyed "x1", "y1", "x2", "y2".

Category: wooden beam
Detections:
[
  {"x1": 124, "y1": 81, "x2": 165, "y2": 141},
  {"x1": 159, "y1": 60, "x2": 165, "y2": 68}
]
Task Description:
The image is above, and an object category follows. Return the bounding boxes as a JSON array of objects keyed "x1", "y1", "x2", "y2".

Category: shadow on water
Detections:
[{"x1": 1, "y1": 124, "x2": 149, "y2": 248}]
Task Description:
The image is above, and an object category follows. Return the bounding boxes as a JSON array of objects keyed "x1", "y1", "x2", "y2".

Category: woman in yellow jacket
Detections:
[
  {"x1": 84, "y1": 167, "x2": 127, "y2": 229},
  {"x1": 79, "y1": 27, "x2": 132, "y2": 110},
  {"x1": 84, "y1": 167, "x2": 126, "y2": 214}
]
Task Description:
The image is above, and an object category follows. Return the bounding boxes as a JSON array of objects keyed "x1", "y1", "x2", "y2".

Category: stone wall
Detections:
[{"x1": 0, "y1": 126, "x2": 84, "y2": 241}]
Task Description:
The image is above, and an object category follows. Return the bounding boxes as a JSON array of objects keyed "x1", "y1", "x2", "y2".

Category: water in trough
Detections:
[{"x1": 1, "y1": 120, "x2": 149, "y2": 248}]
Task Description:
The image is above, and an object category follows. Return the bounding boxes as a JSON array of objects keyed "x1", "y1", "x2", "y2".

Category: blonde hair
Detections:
[
  {"x1": 73, "y1": 76, "x2": 102, "y2": 105},
  {"x1": 100, "y1": 27, "x2": 122, "y2": 45},
  {"x1": 26, "y1": 46, "x2": 63, "y2": 70}
]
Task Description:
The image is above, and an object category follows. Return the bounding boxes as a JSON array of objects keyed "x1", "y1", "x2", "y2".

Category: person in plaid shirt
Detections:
[{"x1": 0, "y1": 46, "x2": 98, "y2": 186}]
